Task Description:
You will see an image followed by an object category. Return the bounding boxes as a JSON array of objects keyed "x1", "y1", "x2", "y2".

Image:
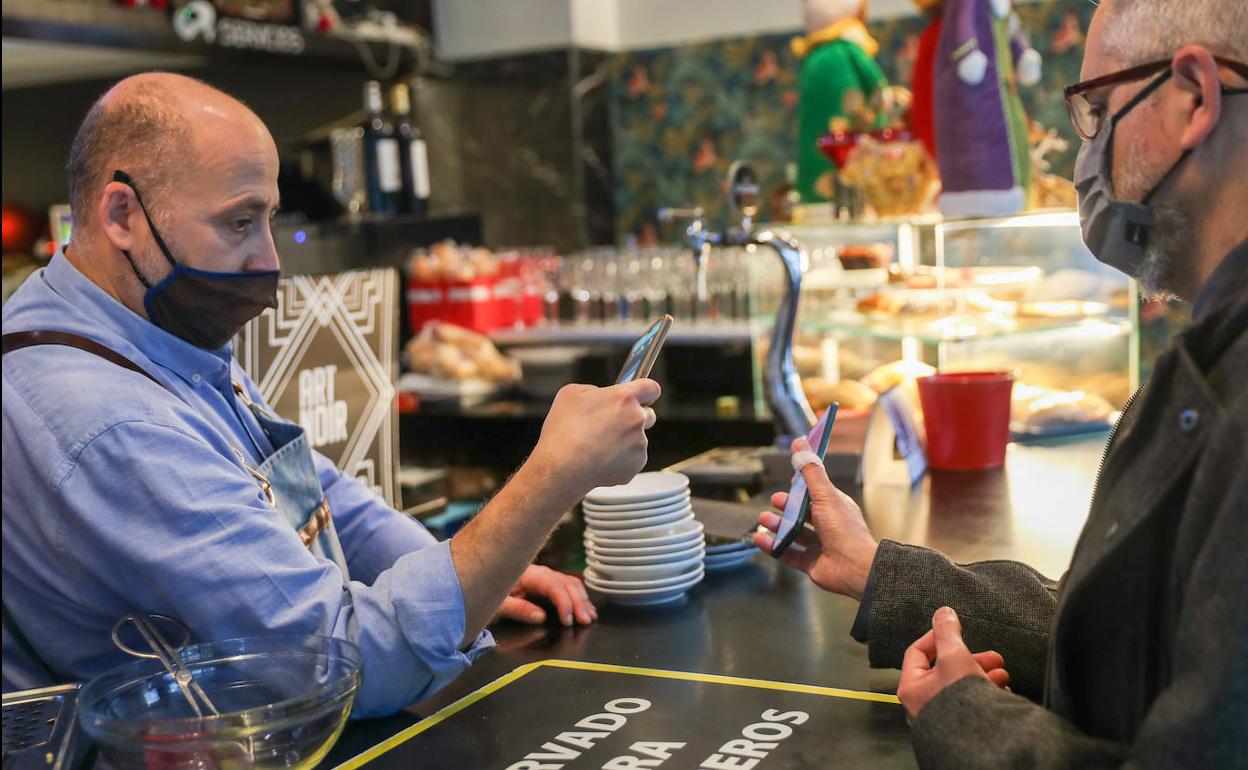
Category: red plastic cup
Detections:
[{"x1": 917, "y1": 371, "x2": 1014, "y2": 471}]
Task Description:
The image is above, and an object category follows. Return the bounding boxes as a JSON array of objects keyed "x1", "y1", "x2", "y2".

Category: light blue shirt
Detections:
[{"x1": 1, "y1": 252, "x2": 493, "y2": 718}]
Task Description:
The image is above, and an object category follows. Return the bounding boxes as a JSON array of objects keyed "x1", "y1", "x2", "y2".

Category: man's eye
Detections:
[{"x1": 234, "y1": 218, "x2": 253, "y2": 232}]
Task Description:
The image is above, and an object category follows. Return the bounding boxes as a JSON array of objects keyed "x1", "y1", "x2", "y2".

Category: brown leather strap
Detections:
[{"x1": 2, "y1": 330, "x2": 167, "y2": 390}]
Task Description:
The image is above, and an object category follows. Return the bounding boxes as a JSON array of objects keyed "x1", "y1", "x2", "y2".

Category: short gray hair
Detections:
[
  {"x1": 1100, "y1": 0, "x2": 1248, "y2": 64},
  {"x1": 66, "y1": 75, "x2": 194, "y2": 233}
]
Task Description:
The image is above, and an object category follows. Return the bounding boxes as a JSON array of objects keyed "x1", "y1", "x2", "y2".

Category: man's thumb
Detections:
[{"x1": 932, "y1": 607, "x2": 968, "y2": 654}]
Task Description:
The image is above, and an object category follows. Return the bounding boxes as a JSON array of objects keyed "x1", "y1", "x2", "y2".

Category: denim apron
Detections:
[
  {"x1": 230, "y1": 382, "x2": 351, "y2": 580},
  {"x1": 0, "y1": 330, "x2": 350, "y2": 578},
  {"x1": 0, "y1": 331, "x2": 353, "y2": 686}
]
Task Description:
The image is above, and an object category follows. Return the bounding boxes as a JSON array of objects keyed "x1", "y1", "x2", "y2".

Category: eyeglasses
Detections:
[{"x1": 1063, "y1": 56, "x2": 1248, "y2": 140}]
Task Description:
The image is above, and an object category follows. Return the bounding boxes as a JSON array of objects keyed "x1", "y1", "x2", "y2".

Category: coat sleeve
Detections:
[
  {"x1": 909, "y1": 421, "x2": 1248, "y2": 769},
  {"x1": 854, "y1": 540, "x2": 1060, "y2": 699}
]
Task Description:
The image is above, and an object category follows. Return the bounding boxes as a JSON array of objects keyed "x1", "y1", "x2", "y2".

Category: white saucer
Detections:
[
  {"x1": 585, "y1": 564, "x2": 704, "y2": 590},
  {"x1": 585, "y1": 506, "x2": 692, "y2": 530},
  {"x1": 586, "y1": 542, "x2": 704, "y2": 565},
  {"x1": 585, "y1": 569, "x2": 704, "y2": 606},
  {"x1": 583, "y1": 494, "x2": 691, "y2": 517},
  {"x1": 704, "y1": 549, "x2": 758, "y2": 573},
  {"x1": 590, "y1": 514, "x2": 697, "y2": 541},
  {"x1": 705, "y1": 539, "x2": 756, "y2": 555},
  {"x1": 587, "y1": 553, "x2": 702, "y2": 581},
  {"x1": 585, "y1": 472, "x2": 690, "y2": 507},
  {"x1": 586, "y1": 534, "x2": 704, "y2": 557}
]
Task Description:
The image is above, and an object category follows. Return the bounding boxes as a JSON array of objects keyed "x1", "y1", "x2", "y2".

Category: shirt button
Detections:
[
  {"x1": 191, "y1": 373, "x2": 202, "y2": 384},
  {"x1": 1179, "y1": 408, "x2": 1199, "y2": 432},
  {"x1": 1105, "y1": 521, "x2": 1119, "y2": 540}
]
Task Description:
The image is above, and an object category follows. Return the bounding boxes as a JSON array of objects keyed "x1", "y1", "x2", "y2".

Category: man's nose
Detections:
[{"x1": 251, "y1": 224, "x2": 281, "y2": 272}]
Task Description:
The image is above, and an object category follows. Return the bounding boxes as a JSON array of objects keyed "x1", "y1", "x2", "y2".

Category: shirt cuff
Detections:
[
  {"x1": 352, "y1": 539, "x2": 495, "y2": 718},
  {"x1": 849, "y1": 551, "x2": 881, "y2": 643},
  {"x1": 392, "y1": 537, "x2": 496, "y2": 662}
]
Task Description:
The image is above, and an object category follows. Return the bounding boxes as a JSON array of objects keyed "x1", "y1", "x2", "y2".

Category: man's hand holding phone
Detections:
[
  {"x1": 754, "y1": 432, "x2": 879, "y2": 601},
  {"x1": 530, "y1": 379, "x2": 661, "y2": 501}
]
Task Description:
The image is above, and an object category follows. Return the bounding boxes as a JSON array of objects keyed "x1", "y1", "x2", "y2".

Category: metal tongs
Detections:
[{"x1": 111, "y1": 613, "x2": 220, "y2": 718}]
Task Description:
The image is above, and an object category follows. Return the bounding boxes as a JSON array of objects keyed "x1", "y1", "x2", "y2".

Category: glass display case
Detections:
[{"x1": 743, "y1": 211, "x2": 1139, "y2": 439}]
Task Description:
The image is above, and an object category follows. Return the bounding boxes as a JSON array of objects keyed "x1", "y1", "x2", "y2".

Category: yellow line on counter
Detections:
[
  {"x1": 332, "y1": 658, "x2": 900, "y2": 770},
  {"x1": 537, "y1": 659, "x2": 902, "y2": 704},
  {"x1": 332, "y1": 661, "x2": 544, "y2": 770}
]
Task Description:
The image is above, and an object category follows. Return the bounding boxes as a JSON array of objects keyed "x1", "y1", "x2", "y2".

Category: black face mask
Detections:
[{"x1": 114, "y1": 170, "x2": 279, "y2": 350}]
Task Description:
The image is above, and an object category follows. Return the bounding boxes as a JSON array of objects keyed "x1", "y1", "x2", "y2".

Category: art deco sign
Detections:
[{"x1": 236, "y1": 269, "x2": 400, "y2": 506}]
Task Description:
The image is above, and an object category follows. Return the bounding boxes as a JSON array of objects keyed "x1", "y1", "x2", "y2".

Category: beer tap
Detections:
[{"x1": 659, "y1": 161, "x2": 816, "y2": 443}]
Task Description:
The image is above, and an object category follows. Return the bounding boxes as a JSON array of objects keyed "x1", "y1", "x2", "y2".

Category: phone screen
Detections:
[
  {"x1": 772, "y1": 403, "x2": 839, "y2": 556},
  {"x1": 615, "y1": 315, "x2": 674, "y2": 384}
]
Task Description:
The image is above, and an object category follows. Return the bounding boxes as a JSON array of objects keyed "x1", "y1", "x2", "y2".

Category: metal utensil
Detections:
[{"x1": 110, "y1": 614, "x2": 220, "y2": 718}]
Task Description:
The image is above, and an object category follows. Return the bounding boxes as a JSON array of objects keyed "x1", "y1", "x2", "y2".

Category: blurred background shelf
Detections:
[{"x1": 490, "y1": 322, "x2": 752, "y2": 348}]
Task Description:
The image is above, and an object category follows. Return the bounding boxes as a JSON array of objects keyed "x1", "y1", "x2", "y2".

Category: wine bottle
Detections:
[
  {"x1": 390, "y1": 82, "x2": 431, "y2": 215},
  {"x1": 362, "y1": 80, "x2": 401, "y2": 215}
]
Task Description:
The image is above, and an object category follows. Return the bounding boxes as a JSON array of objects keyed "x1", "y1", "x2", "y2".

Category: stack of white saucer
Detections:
[{"x1": 582, "y1": 472, "x2": 705, "y2": 606}]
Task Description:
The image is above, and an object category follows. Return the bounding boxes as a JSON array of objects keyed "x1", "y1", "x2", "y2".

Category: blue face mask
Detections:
[
  {"x1": 1075, "y1": 70, "x2": 1248, "y2": 277},
  {"x1": 113, "y1": 170, "x2": 279, "y2": 350}
]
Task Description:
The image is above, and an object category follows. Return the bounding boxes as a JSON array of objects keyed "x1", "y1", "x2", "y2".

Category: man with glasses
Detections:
[{"x1": 754, "y1": 0, "x2": 1247, "y2": 766}]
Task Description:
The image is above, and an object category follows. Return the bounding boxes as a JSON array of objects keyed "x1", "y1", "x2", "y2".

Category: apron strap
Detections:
[{"x1": 2, "y1": 331, "x2": 167, "y2": 391}]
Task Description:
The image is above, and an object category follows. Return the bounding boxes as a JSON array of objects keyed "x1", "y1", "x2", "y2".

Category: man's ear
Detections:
[
  {"x1": 97, "y1": 180, "x2": 140, "y2": 253},
  {"x1": 1170, "y1": 45, "x2": 1224, "y2": 151}
]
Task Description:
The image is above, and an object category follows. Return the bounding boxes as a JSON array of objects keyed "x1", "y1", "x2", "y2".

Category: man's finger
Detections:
[
  {"x1": 538, "y1": 576, "x2": 577, "y2": 626},
  {"x1": 902, "y1": 632, "x2": 936, "y2": 673},
  {"x1": 564, "y1": 575, "x2": 596, "y2": 624},
  {"x1": 932, "y1": 607, "x2": 970, "y2": 657},
  {"x1": 770, "y1": 491, "x2": 788, "y2": 510},
  {"x1": 911, "y1": 628, "x2": 937, "y2": 658},
  {"x1": 642, "y1": 406, "x2": 657, "y2": 430},
  {"x1": 758, "y1": 510, "x2": 781, "y2": 532},
  {"x1": 619, "y1": 378, "x2": 661, "y2": 406},
  {"x1": 972, "y1": 650, "x2": 1005, "y2": 671},
  {"x1": 499, "y1": 595, "x2": 546, "y2": 624},
  {"x1": 985, "y1": 667, "x2": 1010, "y2": 689}
]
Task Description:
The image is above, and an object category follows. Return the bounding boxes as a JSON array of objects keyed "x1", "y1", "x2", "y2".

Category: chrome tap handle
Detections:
[
  {"x1": 754, "y1": 229, "x2": 816, "y2": 442},
  {"x1": 657, "y1": 207, "x2": 717, "y2": 303}
]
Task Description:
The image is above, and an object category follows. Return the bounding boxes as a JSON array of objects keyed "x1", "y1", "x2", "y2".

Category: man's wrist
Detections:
[
  {"x1": 515, "y1": 449, "x2": 589, "y2": 515},
  {"x1": 850, "y1": 540, "x2": 879, "y2": 601}
]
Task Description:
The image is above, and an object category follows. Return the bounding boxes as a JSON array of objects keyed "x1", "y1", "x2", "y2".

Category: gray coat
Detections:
[{"x1": 858, "y1": 245, "x2": 1248, "y2": 769}]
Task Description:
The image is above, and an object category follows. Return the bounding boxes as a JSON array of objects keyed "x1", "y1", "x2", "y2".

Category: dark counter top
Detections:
[{"x1": 324, "y1": 436, "x2": 1106, "y2": 769}]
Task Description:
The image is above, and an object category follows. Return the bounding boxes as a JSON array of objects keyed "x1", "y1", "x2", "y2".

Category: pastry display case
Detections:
[{"x1": 745, "y1": 211, "x2": 1139, "y2": 439}]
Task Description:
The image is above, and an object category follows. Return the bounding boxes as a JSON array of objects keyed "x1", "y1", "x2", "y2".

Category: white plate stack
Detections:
[{"x1": 582, "y1": 472, "x2": 705, "y2": 606}]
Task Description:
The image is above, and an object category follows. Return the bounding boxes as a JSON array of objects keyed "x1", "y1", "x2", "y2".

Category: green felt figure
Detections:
[{"x1": 793, "y1": 0, "x2": 888, "y2": 202}]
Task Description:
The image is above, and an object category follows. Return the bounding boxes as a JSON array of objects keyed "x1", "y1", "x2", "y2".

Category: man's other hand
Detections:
[
  {"x1": 494, "y1": 564, "x2": 597, "y2": 627},
  {"x1": 753, "y1": 436, "x2": 878, "y2": 599},
  {"x1": 897, "y1": 607, "x2": 1011, "y2": 722}
]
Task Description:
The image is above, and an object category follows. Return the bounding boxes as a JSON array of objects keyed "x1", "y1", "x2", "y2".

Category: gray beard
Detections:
[
  {"x1": 1137, "y1": 202, "x2": 1187, "y2": 302},
  {"x1": 1114, "y1": 159, "x2": 1189, "y2": 302}
]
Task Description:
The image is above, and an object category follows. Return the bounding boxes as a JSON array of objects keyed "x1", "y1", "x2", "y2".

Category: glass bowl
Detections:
[{"x1": 79, "y1": 635, "x2": 362, "y2": 770}]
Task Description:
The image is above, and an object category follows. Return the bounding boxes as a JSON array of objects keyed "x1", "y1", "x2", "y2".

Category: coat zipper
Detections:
[{"x1": 1087, "y1": 385, "x2": 1145, "y2": 516}]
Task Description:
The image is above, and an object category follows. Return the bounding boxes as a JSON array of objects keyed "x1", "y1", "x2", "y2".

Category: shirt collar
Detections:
[
  {"x1": 1192, "y1": 238, "x2": 1248, "y2": 322},
  {"x1": 44, "y1": 249, "x2": 234, "y2": 384}
]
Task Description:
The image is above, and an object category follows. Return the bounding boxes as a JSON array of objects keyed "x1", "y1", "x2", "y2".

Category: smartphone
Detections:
[
  {"x1": 771, "y1": 403, "x2": 839, "y2": 557},
  {"x1": 615, "y1": 314, "x2": 674, "y2": 384}
]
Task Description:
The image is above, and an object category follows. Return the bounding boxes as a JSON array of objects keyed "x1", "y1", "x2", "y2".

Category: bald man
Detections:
[{"x1": 1, "y1": 73, "x2": 662, "y2": 717}]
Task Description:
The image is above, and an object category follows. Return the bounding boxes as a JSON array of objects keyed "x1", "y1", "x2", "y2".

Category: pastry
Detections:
[{"x1": 802, "y1": 377, "x2": 879, "y2": 413}]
